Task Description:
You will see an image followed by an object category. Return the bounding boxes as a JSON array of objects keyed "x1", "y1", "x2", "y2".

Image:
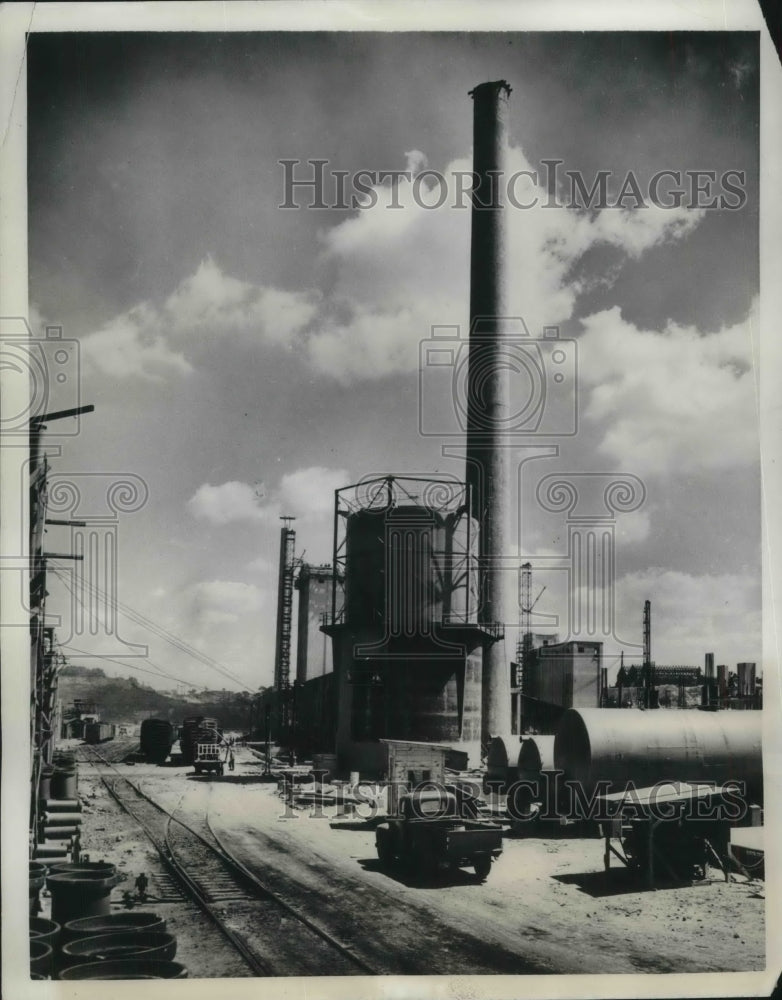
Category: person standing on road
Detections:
[{"x1": 135, "y1": 872, "x2": 149, "y2": 900}]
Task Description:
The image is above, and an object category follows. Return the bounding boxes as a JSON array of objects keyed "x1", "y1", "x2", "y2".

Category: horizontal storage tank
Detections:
[
  {"x1": 485, "y1": 733, "x2": 522, "y2": 788},
  {"x1": 518, "y1": 735, "x2": 556, "y2": 779},
  {"x1": 344, "y1": 505, "x2": 479, "y2": 631},
  {"x1": 554, "y1": 708, "x2": 763, "y2": 799}
]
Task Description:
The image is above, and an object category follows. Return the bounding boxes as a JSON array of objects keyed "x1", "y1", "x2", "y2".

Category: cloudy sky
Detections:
[{"x1": 26, "y1": 29, "x2": 761, "y2": 691}]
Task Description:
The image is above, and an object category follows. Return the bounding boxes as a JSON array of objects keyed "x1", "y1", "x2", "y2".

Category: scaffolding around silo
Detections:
[{"x1": 322, "y1": 475, "x2": 503, "y2": 774}]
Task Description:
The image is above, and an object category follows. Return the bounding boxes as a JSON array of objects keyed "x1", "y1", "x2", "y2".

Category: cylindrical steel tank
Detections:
[
  {"x1": 485, "y1": 733, "x2": 522, "y2": 788},
  {"x1": 443, "y1": 509, "x2": 480, "y2": 624},
  {"x1": 554, "y1": 708, "x2": 762, "y2": 798},
  {"x1": 518, "y1": 735, "x2": 556, "y2": 779},
  {"x1": 344, "y1": 505, "x2": 480, "y2": 631},
  {"x1": 516, "y1": 734, "x2": 559, "y2": 815}
]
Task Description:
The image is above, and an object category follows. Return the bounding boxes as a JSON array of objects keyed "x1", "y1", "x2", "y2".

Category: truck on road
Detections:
[
  {"x1": 192, "y1": 723, "x2": 234, "y2": 776},
  {"x1": 375, "y1": 785, "x2": 503, "y2": 883}
]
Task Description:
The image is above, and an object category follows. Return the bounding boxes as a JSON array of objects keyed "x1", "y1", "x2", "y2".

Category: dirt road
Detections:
[{"x1": 72, "y1": 748, "x2": 765, "y2": 979}]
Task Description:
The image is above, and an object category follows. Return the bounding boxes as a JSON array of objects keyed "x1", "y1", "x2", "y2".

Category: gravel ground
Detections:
[{"x1": 63, "y1": 742, "x2": 765, "y2": 980}]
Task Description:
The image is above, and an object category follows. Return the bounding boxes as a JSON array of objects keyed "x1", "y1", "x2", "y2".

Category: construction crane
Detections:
[{"x1": 517, "y1": 562, "x2": 546, "y2": 687}]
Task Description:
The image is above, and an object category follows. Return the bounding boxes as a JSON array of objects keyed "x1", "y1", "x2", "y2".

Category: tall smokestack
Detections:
[{"x1": 466, "y1": 81, "x2": 513, "y2": 742}]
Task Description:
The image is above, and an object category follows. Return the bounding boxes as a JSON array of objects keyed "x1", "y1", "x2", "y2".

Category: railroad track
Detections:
[{"x1": 77, "y1": 744, "x2": 377, "y2": 977}]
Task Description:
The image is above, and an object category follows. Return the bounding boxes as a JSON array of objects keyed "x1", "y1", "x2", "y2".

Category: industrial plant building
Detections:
[{"x1": 252, "y1": 78, "x2": 762, "y2": 780}]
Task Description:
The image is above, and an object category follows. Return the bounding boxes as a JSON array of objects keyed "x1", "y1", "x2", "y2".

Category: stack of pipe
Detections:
[{"x1": 36, "y1": 798, "x2": 83, "y2": 861}]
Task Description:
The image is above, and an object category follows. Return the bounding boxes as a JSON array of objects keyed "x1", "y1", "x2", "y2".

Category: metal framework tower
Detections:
[
  {"x1": 517, "y1": 562, "x2": 531, "y2": 667},
  {"x1": 517, "y1": 562, "x2": 545, "y2": 688},
  {"x1": 273, "y1": 517, "x2": 296, "y2": 735},
  {"x1": 642, "y1": 598, "x2": 655, "y2": 707}
]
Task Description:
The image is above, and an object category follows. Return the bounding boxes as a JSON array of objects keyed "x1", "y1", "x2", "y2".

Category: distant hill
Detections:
[{"x1": 58, "y1": 665, "x2": 261, "y2": 731}]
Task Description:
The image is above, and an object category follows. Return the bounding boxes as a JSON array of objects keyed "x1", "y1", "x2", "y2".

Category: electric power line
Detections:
[{"x1": 49, "y1": 567, "x2": 251, "y2": 689}]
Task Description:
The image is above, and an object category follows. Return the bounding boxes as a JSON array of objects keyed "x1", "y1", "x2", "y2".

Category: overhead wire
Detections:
[
  {"x1": 60, "y1": 642, "x2": 198, "y2": 690},
  {"x1": 49, "y1": 566, "x2": 251, "y2": 690},
  {"x1": 49, "y1": 564, "x2": 249, "y2": 687},
  {"x1": 51, "y1": 565, "x2": 248, "y2": 685}
]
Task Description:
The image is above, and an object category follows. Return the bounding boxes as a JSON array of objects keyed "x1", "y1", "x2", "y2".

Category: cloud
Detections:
[
  {"x1": 278, "y1": 466, "x2": 349, "y2": 520},
  {"x1": 187, "y1": 579, "x2": 265, "y2": 626},
  {"x1": 164, "y1": 257, "x2": 318, "y2": 342},
  {"x1": 81, "y1": 304, "x2": 194, "y2": 380},
  {"x1": 75, "y1": 148, "x2": 705, "y2": 385},
  {"x1": 246, "y1": 555, "x2": 275, "y2": 575},
  {"x1": 187, "y1": 480, "x2": 266, "y2": 525},
  {"x1": 302, "y1": 146, "x2": 704, "y2": 382},
  {"x1": 578, "y1": 300, "x2": 759, "y2": 475},
  {"x1": 187, "y1": 465, "x2": 349, "y2": 527},
  {"x1": 615, "y1": 508, "x2": 652, "y2": 545},
  {"x1": 80, "y1": 257, "x2": 318, "y2": 379}
]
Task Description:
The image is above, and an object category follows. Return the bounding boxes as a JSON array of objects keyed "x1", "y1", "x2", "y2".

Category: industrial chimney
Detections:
[{"x1": 466, "y1": 81, "x2": 513, "y2": 742}]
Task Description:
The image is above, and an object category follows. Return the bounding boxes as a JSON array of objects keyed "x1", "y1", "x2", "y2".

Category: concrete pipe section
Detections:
[
  {"x1": 63, "y1": 912, "x2": 166, "y2": 943},
  {"x1": 48, "y1": 861, "x2": 115, "y2": 875},
  {"x1": 43, "y1": 810, "x2": 82, "y2": 823},
  {"x1": 47, "y1": 864, "x2": 123, "y2": 925},
  {"x1": 60, "y1": 931, "x2": 177, "y2": 968},
  {"x1": 554, "y1": 708, "x2": 762, "y2": 799},
  {"x1": 58, "y1": 959, "x2": 188, "y2": 980},
  {"x1": 29, "y1": 861, "x2": 47, "y2": 915},
  {"x1": 30, "y1": 939, "x2": 53, "y2": 978},
  {"x1": 43, "y1": 799, "x2": 81, "y2": 812},
  {"x1": 30, "y1": 916, "x2": 61, "y2": 952},
  {"x1": 33, "y1": 846, "x2": 69, "y2": 862}
]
